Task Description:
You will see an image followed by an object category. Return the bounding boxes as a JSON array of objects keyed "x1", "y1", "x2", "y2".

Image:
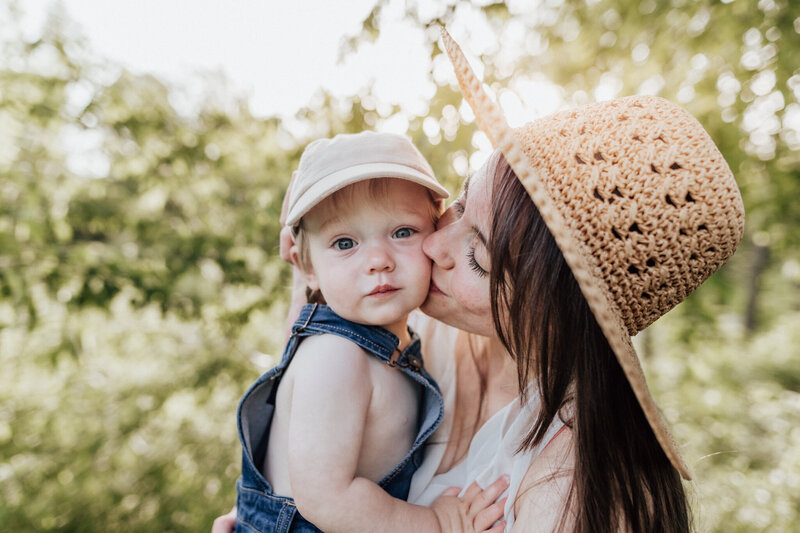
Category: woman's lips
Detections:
[
  {"x1": 428, "y1": 280, "x2": 444, "y2": 295},
  {"x1": 368, "y1": 284, "x2": 398, "y2": 297}
]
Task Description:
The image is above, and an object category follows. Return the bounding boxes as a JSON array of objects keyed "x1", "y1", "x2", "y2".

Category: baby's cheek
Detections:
[{"x1": 415, "y1": 254, "x2": 434, "y2": 278}]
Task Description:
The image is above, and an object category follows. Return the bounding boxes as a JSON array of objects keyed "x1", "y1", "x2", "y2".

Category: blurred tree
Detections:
[
  {"x1": 353, "y1": 0, "x2": 800, "y2": 335},
  {"x1": 1, "y1": 0, "x2": 798, "y2": 531},
  {"x1": 0, "y1": 2, "x2": 399, "y2": 530},
  {"x1": 2, "y1": 4, "x2": 305, "y2": 531}
]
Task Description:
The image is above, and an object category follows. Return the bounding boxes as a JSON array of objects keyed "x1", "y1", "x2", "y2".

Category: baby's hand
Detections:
[{"x1": 431, "y1": 475, "x2": 510, "y2": 533}]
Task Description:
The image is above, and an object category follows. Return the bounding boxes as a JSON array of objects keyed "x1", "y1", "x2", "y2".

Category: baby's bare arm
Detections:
[
  {"x1": 286, "y1": 335, "x2": 440, "y2": 531},
  {"x1": 286, "y1": 335, "x2": 508, "y2": 532}
]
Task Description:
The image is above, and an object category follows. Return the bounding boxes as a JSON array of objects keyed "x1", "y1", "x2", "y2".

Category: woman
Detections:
[
  {"x1": 216, "y1": 30, "x2": 744, "y2": 532},
  {"x1": 406, "y1": 31, "x2": 743, "y2": 532}
]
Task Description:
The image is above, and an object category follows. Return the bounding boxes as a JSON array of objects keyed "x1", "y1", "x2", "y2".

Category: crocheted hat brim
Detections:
[{"x1": 441, "y1": 27, "x2": 691, "y2": 480}]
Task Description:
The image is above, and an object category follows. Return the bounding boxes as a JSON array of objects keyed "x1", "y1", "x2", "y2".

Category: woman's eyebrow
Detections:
[
  {"x1": 471, "y1": 225, "x2": 487, "y2": 247},
  {"x1": 460, "y1": 175, "x2": 487, "y2": 245},
  {"x1": 462, "y1": 174, "x2": 472, "y2": 201}
]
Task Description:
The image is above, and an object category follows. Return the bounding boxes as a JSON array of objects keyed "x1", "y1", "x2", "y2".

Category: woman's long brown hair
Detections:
[{"x1": 487, "y1": 152, "x2": 690, "y2": 532}]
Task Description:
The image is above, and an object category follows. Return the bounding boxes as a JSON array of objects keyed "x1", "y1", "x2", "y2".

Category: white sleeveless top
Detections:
[{"x1": 407, "y1": 312, "x2": 566, "y2": 532}]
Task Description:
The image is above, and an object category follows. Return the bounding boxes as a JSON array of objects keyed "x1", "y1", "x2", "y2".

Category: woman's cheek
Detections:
[
  {"x1": 452, "y1": 268, "x2": 495, "y2": 336},
  {"x1": 452, "y1": 267, "x2": 488, "y2": 312}
]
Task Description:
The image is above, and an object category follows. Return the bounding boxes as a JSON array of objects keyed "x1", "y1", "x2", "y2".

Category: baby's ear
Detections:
[{"x1": 302, "y1": 268, "x2": 325, "y2": 304}]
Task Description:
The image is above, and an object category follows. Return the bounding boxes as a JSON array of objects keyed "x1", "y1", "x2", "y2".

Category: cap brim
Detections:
[
  {"x1": 285, "y1": 162, "x2": 449, "y2": 228},
  {"x1": 441, "y1": 27, "x2": 691, "y2": 480}
]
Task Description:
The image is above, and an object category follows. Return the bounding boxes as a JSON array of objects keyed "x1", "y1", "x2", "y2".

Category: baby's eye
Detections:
[
  {"x1": 392, "y1": 227, "x2": 416, "y2": 239},
  {"x1": 333, "y1": 238, "x2": 356, "y2": 250}
]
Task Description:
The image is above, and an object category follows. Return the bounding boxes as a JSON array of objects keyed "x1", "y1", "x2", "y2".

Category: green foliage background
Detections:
[{"x1": 1, "y1": 0, "x2": 798, "y2": 531}]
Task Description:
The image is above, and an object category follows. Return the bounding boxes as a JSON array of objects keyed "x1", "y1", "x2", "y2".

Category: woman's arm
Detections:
[{"x1": 511, "y1": 428, "x2": 576, "y2": 532}]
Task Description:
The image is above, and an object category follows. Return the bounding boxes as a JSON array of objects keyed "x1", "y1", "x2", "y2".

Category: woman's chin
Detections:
[
  {"x1": 420, "y1": 293, "x2": 448, "y2": 320},
  {"x1": 421, "y1": 295, "x2": 497, "y2": 337}
]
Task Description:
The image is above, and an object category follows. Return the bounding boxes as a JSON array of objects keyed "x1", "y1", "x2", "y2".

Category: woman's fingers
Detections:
[
  {"x1": 441, "y1": 486, "x2": 461, "y2": 497},
  {"x1": 431, "y1": 479, "x2": 508, "y2": 533},
  {"x1": 474, "y1": 496, "x2": 507, "y2": 532},
  {"x1": 481, "y1": 522, "x2": 507, "y2": 533},
  {"x1": 279, "y1": 225, "x2": 296, "y2": 264},
  {"x1": 278, "y1": 171, "x2": 297, "y2": 264},
  {"x1": 461, "y1": 481, "x2": 484, "y2": 504},
  {"x1": 279, "y1": 170, "x2": 298, "y2": 226},
  {"x1": 211, "y1": 509, "x2": 236, "y2": 533},
  {"x1": 464, "y1": 475, "x2": 510, "y2": 516}
]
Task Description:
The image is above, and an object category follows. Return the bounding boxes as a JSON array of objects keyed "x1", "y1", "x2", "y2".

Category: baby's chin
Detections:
[{"x1": 329, "y1": 305, "x2": 417, "y2": 331}]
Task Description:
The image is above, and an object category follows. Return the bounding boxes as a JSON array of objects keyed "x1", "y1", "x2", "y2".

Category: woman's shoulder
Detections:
[{"x1": 512, "y1": 426, "x2": 576, "y2": 532}]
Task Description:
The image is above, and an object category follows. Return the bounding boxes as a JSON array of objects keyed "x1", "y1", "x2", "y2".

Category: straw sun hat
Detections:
[{"x1": 441, "y1": 28, "x2": 744, "y2": 479}]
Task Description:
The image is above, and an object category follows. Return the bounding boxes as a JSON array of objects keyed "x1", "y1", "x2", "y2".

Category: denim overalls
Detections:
[{"x1": 235, "y1": 304, "x2": 444, "y2": 533}]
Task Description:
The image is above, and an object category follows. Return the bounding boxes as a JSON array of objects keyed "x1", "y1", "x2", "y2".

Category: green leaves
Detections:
[{"x1": 2, "y1": 1, "x2": 799, "y2": 531}]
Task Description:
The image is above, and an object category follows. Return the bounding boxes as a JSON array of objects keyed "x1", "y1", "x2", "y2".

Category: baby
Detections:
[{"x1": 232, "y1": 131, "x2": 505, "y2": 533}]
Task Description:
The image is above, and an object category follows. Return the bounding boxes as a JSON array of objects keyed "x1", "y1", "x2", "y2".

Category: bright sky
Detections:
[
  {"x1": 11, "y1": 0, "x2": 572, "y2": 176},
  {"x1": 18, "y1": 0, "x2": 437, "y2": 119},
  {"x1": 8, "y1": 1, "x2": 798, "y2": 178}
]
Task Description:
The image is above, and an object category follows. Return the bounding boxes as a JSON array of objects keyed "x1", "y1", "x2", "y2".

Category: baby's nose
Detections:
[{"x1": 365, "y1": 245, "x2": 395, "y2": 273}]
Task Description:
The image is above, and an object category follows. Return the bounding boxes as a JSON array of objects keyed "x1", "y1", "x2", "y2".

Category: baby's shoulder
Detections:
[{"x1": 291, "y1": 333, "x2": 371, "y2": 374}]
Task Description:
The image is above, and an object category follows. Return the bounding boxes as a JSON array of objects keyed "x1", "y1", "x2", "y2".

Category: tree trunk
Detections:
[{"x1": 744, "y1": 241, "x2": 770, "y2": 333}]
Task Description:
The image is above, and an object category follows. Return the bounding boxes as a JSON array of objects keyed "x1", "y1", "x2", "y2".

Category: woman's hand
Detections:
[
  {"x1": 211, "y1": 508, "x2": 236, "y2": 533},
  {"x1": 279, "y1": 225, "x2": 297, "y2": 265},
  {"x1": 430, "y1": 475, "x2": 510, "y2": 533},
  {"x1": 278, "y1": 171, "x2": 307, "y2": 340},
  {"x1": 279, "y1": 170, "x2": 299, "y2": 265}
]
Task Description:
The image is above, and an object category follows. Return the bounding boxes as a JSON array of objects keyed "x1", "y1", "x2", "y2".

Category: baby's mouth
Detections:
[{"x1": 369, "y1": 284, "x2": 398, "y2": 296}]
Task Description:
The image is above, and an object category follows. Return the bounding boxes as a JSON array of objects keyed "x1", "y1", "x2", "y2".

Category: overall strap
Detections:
[{"x1": 290, "y1": 303, "x2": 423, "y2": 372}]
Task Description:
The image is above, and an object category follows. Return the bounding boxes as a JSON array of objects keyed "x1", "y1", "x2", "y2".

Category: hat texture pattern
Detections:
[
  {"x1": 514, "y1": 99, "x2": 744, "y2": 335},
  {"x1": 441, "y1": 28, "x2": 745, "y2": 480}
]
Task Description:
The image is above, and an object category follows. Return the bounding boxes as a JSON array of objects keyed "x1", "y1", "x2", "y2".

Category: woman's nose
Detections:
[
  {"x1": 365, "y1": 244, "x2": 395, "y2": 273},
  {"x1": 423, "y1": 224, "x2": 455, "y2": 270}
]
